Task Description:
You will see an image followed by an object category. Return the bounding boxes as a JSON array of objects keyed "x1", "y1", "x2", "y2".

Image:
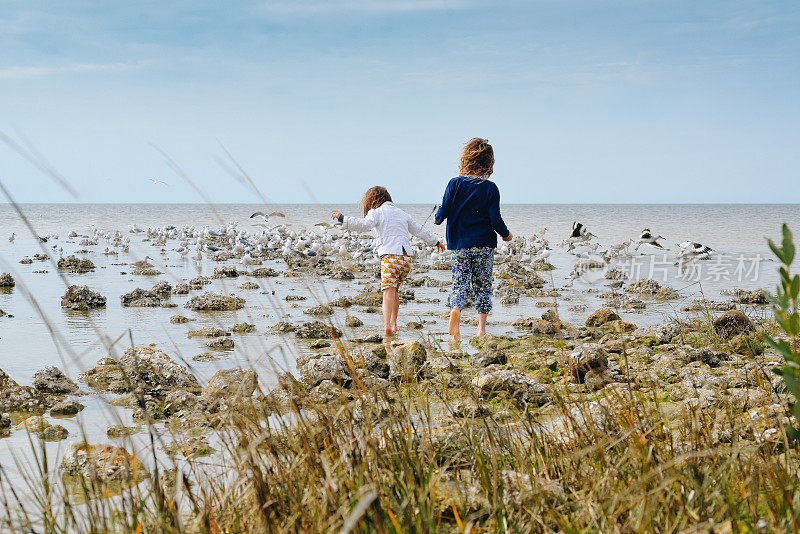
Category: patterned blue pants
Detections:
[{"x1": 451, "y1": 247, "x2": 494, "y2": 314}]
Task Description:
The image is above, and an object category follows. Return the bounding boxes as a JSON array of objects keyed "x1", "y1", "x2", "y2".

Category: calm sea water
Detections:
[{"x1": 0, "y1": 202, "x2": 797, "y2": 498}]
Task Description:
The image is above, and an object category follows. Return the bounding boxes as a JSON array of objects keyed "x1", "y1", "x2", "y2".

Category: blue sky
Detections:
[{"x1": 0, "y1": 0, "x2": 798, "y2": 204}]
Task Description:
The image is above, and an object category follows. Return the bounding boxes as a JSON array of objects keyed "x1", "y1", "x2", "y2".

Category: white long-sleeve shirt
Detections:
[{"x1": 342, "y1": 202, "x2": 440, "y2": 256}]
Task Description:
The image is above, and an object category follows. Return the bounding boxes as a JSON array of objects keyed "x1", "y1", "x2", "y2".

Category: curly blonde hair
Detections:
[
  {"x1": 361, "y1": 186, "x2": 392, "y2": 216},
  {"x1": 459, "y1": 138, "x2": 494, "y2": 178}
]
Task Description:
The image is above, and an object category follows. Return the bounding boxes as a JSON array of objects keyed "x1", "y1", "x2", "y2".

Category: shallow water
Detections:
[{"x1": 0, "y1": 202, "x2": 797, "y2": 504}]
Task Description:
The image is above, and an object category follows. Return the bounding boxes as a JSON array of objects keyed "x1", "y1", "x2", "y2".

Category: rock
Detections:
[
  {"x1": 363, "y1": 349, "x2": 390, "y2": 379},
  {"x1": 202, "y1": 369, "x2": 258, "y2": 406},
  {"x1": 304, "y1": 304, "x2": 333, "y2": 317},
  {"x1": 163, "y1": 436, "x2": 216, "y2": 458},
  {"x1": 346, "y1": 316, "x2": 363, "y2": 328},
  {"x1": 677, "y1": 346, "x2": 723, "y2": 367},
  {"x1": 653, "y1": 323, "x2": 682, "y2": 344},
  {"x1": 192, "y1": 352, "x2": 219, "y2": 362},
  {"x1": 189, "y1": 276, "x2": 211, "y2": 288},
  {"x1": 605, "y1": 268, "x2": 627, "y2": 281},
  {"x1": 232, "y1": 322, "x2": 255, "y2": 333},
  {"x1": 57, "y1": 255, "x2": 95, "y2": 273},
  {"x1": 567, "y1": 344, "x2": 608, "y2": 381},
  {"x1": 120, "y1": 287, "x2": 162, "y2": 307},
  {"x1": 387, "y1": 341, "x2": 428, "y2": 381},
  {"x1": 585, "y1": 308, "x2": 620, "y2": 327},
  {"x1": 512, "y1": 317, "x2": 558, "y2": 334},
  {"x1": 541, "y1": 309, "x2": 560, "y2": 323},
  {"x1": 0, "y1": 369, "x2": 53, "y2": 412},
  {"x1": 298, "y1": 353, "x2": 351, "y2": 387},
  {"x1": 249, "y1": 267, "x2": 279, "y2": 278},
  {"x1": 205, "y1": 337, "x2": 234, "y2": 349},
  {"x1": 501, "y1": 470, "x2": 565, "y2": 506},
  {"x1": 185, "y1": 292, "x2": 245, "y2": 311},
  {"x1": 471, "y1": 349, "x2": 508, "y2": 367},
  {"x1": 15, "y1": 415, "x2": 68, "y2": 440},
  {"x1": 0, "y1": 413, "x2": 11, "y2": 431},
  {"x1": 330, "y1": 270, "x2": 355, "y2": 281},
  {"x1": 81, "y1": 346, "x2": 200, "y2": 397},
  {"x1": 106, "y1": 425, "x2": 142, "y2": 439},
  {"x1": 150, "y1": 281, "x2": 172, "y2": 299},
  {"x1": 187, "y1": 327, "x2": 230, "y2": 338},
  {"x1": 351, "y1": 291, "x2": 384, "y2": 307},
  {"x1": 295, "y1": 321, "x2": 342, "y2": 339},
  {"x1": 497, "y1": 287, "x2": 520, "y2": 306},
  {"x1": 604, "y1": 294, "x2": 646, "y2": 310},
  {"x1": 173, "y1": 283, "x2": 191, "y2": 295},
  {"x1": 239, "y1": 281, "x2": 260, "y2": 290},
  {"x1": 0, "y1": 273, "x2": 15, "y2": 287},
  {"x1": 472, "y1": 370, "x2": 551, "y2": 406},
  {"x1": 713, "y1": 310, "x2": 754, "y2": 339},
  {"x1": 61, "y1": 285, "x2": 106, "y2": 311},
  {"x1": 451, "y1": 400, "x2": 491, "y2": 418},
  {"x1": 309, "y1": 339, "x2": 331, "y2": 349},
  {"x1": 33, "y1": 366, "x2": 79, "y2": 394},
  {"x1": 654, "y1": 287, "x2": 680, "y2": 300},
  {"x1": 355, "y1": 333, "x2": 383, "y2": 343},
  {"x1": 625, "y1": 278, "x2": 661, "y2": 295},
  {"x1": 170, "y1": 314, "x2": 194, "y2": 324},
  {"x1": 271, "y1": 321, "x2": 296, "y2": 333},
  {"x1": 51, "y1": 400, "x2": 85, "y2": 417},
  {"x1": 212, "y1": 266, "x2": 239, "y2": 278},
  {"x1": 162, "y1": 390, "x2": 204, "y2": 417},
  {"x1": 60, "y1": 442, "x2": 150, "y2": 485},
  {"x1": 682, "y1": 299, "x2": 736, "y2": 312},
  {"x1": 721, "y1": 288, "x2": 768, "y2": 305}
]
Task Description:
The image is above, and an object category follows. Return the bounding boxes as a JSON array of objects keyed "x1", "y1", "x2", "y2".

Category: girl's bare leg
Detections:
[
  {"x1": 382, "y1": 288, "x2": 398, "y2": 337},
  {"x1": 449, "y1": 306, "x2": 461, "y2": 339},
  {"x1": 390, "y1": 288, "x2": 400, "y2": 332},
  {"x1": 476, "y1": 313, "x2": 488, "y2": 337}
]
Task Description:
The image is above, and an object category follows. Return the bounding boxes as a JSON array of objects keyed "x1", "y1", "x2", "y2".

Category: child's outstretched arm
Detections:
[
  {"x1": 488, "y1": 187, "x2": 512, "y2": 241},
  {"x1": 332, "y1": 209, "x2": 379, "y2": 232},
  {"x1": 407, "y1": 216, "x2": 445, "y2": 252},
  {"x1": 434, "y1": 180, "x2": 454, "y2": 226}
]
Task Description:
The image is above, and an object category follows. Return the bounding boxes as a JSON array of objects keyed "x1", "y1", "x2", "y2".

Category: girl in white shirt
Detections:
[{"x1": 332, "y1": 186, "x2": 444, "y2": 337}]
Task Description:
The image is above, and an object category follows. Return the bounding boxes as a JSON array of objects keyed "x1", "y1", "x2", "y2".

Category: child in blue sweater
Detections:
[{"x1": 435, "y1": 138, "x2": 513, "y2": 339}]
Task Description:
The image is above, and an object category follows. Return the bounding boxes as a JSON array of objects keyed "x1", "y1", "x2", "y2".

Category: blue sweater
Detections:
[{"x1": 434, "y1": 176, "x2": 510, "y2": 250}]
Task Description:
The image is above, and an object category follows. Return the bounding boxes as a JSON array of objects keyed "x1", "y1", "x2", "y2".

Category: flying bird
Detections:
[
  {"x1": 678, "y1": 241, "x2": 713, "y2": 260},
  {"x1": 636, "y1": 229, "x2": 665, "y2": 250},
  {"x1": 250, "y1": 211, "x2": 286, "y2": 221},
  {"x1": 149, "y1": 179, "x2": 168, "y2": 186}
]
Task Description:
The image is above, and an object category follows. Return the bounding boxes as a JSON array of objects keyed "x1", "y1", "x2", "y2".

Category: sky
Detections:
[{"x1": 0, "y1": 0, "x2": 798, "y2": 204}]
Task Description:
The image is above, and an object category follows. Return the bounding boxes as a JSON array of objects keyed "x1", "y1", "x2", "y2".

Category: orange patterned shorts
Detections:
[{"x1": 380, "y1": 254, "x2": 412, "y2": 291}]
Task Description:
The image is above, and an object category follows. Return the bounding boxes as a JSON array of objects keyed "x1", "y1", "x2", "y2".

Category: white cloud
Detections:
[
  {"x1": 0, "y1": 61, "x2": 145, "y2": 80},
  {"x1": 258, "y1": 0, "x2": 471, "y2": 15}
]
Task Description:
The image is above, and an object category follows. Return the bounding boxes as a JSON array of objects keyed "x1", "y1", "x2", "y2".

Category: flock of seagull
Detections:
[{"x1": 7, "y1": 211, "x2": 715, "y2": 290}]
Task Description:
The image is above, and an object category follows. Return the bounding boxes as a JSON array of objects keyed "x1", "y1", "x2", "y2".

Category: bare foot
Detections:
[
  {"x1": 390, "y1": 323, "x2": 398, "y2": 333},
  {"x1": 448, "y1": 308, "x2": 461, "y2": 339},
  {"x1": 476, "y1": 328, "x2": 486, "y2": 337},
  {"x1": 384, "y1": 327, "x2": 395, "y2": 337}
]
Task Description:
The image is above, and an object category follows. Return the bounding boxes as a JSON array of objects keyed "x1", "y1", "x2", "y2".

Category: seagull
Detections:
[
  {"x1": 149, "y1": 179, "x2": 168, "y2": 186},
  {"x1": 8, "y1": 233, "x2": 14, "y2": 243},
  {"x1": 250, "y1": 211, "x2": 286, "y2": 221},
  {"x1": 314, "y1": 222, "x2": 334, "y2": 229},
  {"x1": 636, "y1": 228, "x2": 665, "y2": 250},
  {"x1": 678, "y1": 241, "x2": 713, "y2": 260}
]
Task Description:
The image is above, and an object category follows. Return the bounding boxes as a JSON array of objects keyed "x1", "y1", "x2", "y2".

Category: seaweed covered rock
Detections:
[
  {"x1": 713, "y1": 310, "x2": 754, "y2": 339},
  {"x1": 61, "y1": 285, "x2": 106, "y2": 311},
  {"x1": 212, "y1": 266, "x2": 239, "y2": 278},
  {"x1": 81, "y1": 347, "x2": 200, "y2": 397},
  {"x1": 387, "y1": 341, "x2": 428, "y2": 381},
  {"x1": 625, "y1": 278, "x2": 661, "y2": 295},
  {"x1": 585, "y1": 308, "x2": 620, "y2": 327},
  {"x1": 185, "y1": 292, "x2": 245, "y2": 311},
  {"x1": 472, "y1": 370, "x2": 551, "y2": 405},
  {"x1": 0, "y1": 273, "x2": 14, "y2": 287},
  {"x1": 57, "y1": 255, "x2": 95, "y2": 273},
  {"x1": 33, "y1": 366, "x2": 79, "y2": 394}
]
